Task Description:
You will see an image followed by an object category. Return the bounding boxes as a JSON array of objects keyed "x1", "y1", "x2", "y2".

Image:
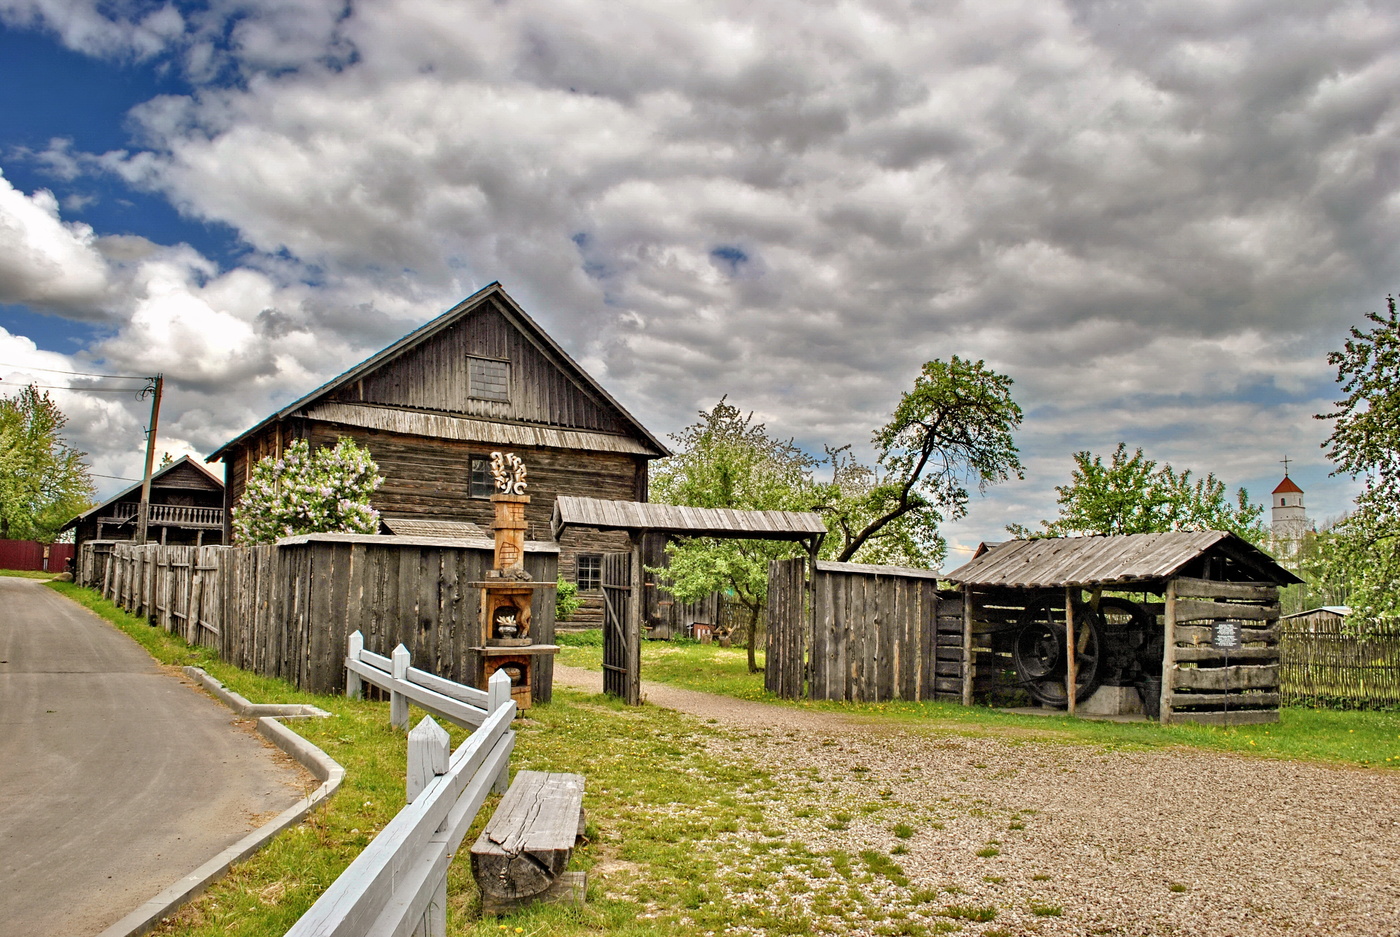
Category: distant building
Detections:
[{"x1": 1270, "y1": 473, "x2": 1310, "y2": 553}]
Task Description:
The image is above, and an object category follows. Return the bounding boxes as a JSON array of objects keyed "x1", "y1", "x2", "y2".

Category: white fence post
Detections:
[
  {"x1": 407, "y1": 716, "x2": 450, "y2": 804},
  {"x1": 487, "y1": 669, "x2": 512, "y2": 793},
  {"x1": 391, "y1": 644, "x2": 411, "y2": 730},
  {"x1": 347, "y1": 631, "x2": 364, "y2": 699}
]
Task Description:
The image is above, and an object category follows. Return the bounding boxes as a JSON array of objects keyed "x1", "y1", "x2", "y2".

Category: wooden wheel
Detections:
[{"x1": 1012, "y1": 595, "x2": 1103, "y2": 708}]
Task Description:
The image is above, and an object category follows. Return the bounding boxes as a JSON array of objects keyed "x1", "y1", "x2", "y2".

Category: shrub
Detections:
[
  {"x1": 555, "y1": 578, "x2": 581, "y2": 621},
  {"x1": 233, "y1": 438, "x2": 383, "y2": 544}
]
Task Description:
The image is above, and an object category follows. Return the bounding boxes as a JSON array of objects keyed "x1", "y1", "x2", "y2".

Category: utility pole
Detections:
[{"x1": 136, "y1": 374, "x2": 164, "y2": 545}]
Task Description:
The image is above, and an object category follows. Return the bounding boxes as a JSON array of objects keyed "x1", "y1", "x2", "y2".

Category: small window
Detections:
[
  {"x1": 468, "y1": 356, "x2": 510, "y2": 402},
  {"x1": 576, "y1": 554, "x2": 603, "y2": 592},
  {"x1": 469, "y1": 456, "x2": 494, "y2": 499}
]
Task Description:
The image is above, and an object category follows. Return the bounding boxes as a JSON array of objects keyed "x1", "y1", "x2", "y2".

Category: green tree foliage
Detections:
[
  {"x1": 651, "y1": 399, "x2": 818, "y2": 673},
  {"x1": 233, "y1": 437, "x2": 383, "y2": 544},
  {"x1": 820, "y1": 356, "x2": 1023, "y2": 563},
  {"x1": 1315, "y1": 295, "x2": 1400, "y2": 629},
  {"x1": 1008, "y1": 443, "x2": 1266, "y2": 542},
  {"x1": 0, "y1": 384, "x2": 95, "y2": 541}
]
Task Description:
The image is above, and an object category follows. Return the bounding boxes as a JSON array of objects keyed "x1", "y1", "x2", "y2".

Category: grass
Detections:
[
  {"x1": 559, "y1": 628, "x2": 1400, "y2": 770},
  {"x1": 54, "y1": 582, "x2": 1040, "y2": 937},
  {"x1": 1, "y1": 568, "x2": 59, "y2": 579}
]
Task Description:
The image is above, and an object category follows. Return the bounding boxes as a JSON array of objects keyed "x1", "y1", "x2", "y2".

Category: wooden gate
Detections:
[{"x1": 602, "y1": 549, "x2": 641, "y2": 704}]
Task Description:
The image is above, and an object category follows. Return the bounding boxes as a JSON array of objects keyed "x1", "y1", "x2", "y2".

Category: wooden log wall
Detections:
[
  {"x1": 1165, "y1": 576, "x2": 1281, "y2": 726},
  {"x1": 80, "y1": 538, "x2": 558, "y2": 700}
]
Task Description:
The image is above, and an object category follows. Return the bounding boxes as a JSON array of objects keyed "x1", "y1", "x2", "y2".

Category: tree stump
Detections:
[{"x1": 471, "y1": 770, "x2": 585, "y2": 915}]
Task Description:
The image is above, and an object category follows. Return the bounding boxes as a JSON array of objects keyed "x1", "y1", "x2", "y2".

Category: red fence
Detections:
[{"x1": 0, "y1": 540, "x2": 75, "y2": 572}]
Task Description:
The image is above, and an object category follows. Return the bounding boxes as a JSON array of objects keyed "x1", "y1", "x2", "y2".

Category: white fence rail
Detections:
[
  {"x1": 285, "y1": 638, "x2": 516, "y2": 937},
  {"x1": 345, "y1": 631, "x2": 503, "y2": 731}
]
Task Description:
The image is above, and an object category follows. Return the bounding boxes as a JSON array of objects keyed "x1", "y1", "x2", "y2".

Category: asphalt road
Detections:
[{"x1": 0, "y1": 577, "x2": 309, "y2": 937}]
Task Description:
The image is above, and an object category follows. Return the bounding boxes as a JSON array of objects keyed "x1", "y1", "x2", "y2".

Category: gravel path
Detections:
[{"x1": 553, "y1": 664, "x2": 1400, "y2": 936}]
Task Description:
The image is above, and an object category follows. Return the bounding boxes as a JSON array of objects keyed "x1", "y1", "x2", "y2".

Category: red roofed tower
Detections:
[{"x1": 1271, "y1": 468, "x2": 1308, "y2": 551}]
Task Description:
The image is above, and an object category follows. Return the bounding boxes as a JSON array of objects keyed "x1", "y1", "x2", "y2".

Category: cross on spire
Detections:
[{"x1": 1280, "y1": 455, "x2": 1292, "y2": 476}]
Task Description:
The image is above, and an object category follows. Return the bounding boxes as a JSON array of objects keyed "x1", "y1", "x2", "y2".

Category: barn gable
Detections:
[{"x1": 210, "y1": 283, "x2": 667, "y2": 459}]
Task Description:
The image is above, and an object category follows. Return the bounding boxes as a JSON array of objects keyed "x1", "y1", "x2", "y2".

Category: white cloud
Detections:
[
  {"x1": 4, "y1": 0, "x2": 1398, "y2": 550},
  {"x1": 0, "y1": 169, "x2": 111, "y2": 311}
]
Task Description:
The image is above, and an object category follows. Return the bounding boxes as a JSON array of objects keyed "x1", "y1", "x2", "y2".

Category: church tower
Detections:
[{"x1": 1271, "y1": 469, "x2": 1309, "y2": 552}]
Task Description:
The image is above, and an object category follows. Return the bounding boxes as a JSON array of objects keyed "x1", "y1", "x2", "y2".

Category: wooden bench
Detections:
[{"x1": 471, "y1": 770, "x2": 586, "y2": 915}]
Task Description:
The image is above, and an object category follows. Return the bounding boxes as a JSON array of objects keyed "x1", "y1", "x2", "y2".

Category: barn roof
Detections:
[
  {"x1": 943, "y1": 530, "x2": 1302, "y2": 588},
  {"x1": 551, "y1": 496, "x2": 827, "y2": 544},
  {"x1": 61, "y1": 456, "x2": 223, "y2": 531},
  {"x1": 208, "y1": 282, "x2": 669, "y2": 461}
]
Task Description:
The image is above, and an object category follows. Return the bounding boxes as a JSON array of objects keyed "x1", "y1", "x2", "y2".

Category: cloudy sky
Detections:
[{"x1": 2, "y1": 0, "x2": 1393, "y2": 565}]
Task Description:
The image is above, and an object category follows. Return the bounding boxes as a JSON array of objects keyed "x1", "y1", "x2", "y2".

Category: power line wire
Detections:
[
  {"x1": 0, "y1": 381, "x2": 151, "y2": 394},
  {"x1": 0, "y1": 362, "x2": 150, "y2": 380}
]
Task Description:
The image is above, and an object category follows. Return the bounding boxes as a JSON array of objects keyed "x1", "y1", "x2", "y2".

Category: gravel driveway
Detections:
[{"x1": 554, "y1": 664, "x2": 1400, "y2": 936}]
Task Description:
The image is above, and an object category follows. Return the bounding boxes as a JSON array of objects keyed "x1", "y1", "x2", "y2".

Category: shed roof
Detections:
[
  {"x1": 381, "y1": 517, "x2": 488, "y2": 539},
  {"x1": 551, "y1": 496, "x2": 827, "y2": 543},
  {"x1": 943, "y1": 531, "x2": 1302, "y2": 588}
]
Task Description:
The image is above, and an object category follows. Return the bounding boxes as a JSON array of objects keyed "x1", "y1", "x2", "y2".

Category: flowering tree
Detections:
[{"x1": 233, "y1": 437, "x2": 383, "y2": 544}]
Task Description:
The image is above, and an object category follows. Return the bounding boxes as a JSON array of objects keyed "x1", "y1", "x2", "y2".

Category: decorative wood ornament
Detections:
[{"x1": 490, "y1": 451, "x2": 528, "y2": 495}]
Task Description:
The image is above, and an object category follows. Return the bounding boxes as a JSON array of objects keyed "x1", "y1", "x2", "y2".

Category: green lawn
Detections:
[
  {"x1": 47, "y1": 587, "x2": 1400, "y2": 937},
  {"x1": 0, "y1": 568, "x2": 59, "y2": 579},
  {"x1": 559, "y1": 629, "x2": 1400, "y2": 770}
]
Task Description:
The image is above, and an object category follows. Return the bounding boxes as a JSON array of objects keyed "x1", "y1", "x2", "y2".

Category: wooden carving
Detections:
[{"x1": 490, "y1": 451, "x2": 528, "y2": 495}]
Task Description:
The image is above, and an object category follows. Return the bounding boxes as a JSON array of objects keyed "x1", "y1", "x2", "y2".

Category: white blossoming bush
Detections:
[{"x1": 233, "y1": 437, "x2": 384, "y2": 544}]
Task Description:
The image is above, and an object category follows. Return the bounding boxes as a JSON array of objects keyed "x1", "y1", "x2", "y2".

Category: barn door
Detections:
[{"x1": 601, "y1": 548, "x2": 641, "y2": 704}]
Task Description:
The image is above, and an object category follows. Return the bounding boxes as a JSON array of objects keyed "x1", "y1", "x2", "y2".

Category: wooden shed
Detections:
[
  {"x1": 944, "y1": 531, "x2": 1303, "y2": 726},
  {"x1": 207, "y1": 282, "x2": 669, "y2": 626}
]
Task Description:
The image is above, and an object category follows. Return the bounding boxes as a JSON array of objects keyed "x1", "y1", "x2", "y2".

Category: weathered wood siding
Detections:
[
  {"x1": 766, "y1": 559, "x2": 963, "y2": 702},
  {"x1": 84, "y1": 538, "x2": 558, "y2": 700},
  {"x1": 331, "y1": 297, "x2": 632, "y2": 433}
]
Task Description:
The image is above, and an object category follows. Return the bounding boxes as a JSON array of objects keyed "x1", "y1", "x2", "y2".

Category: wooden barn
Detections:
[
  {"x1": 207, "y1": 283, "x2": 669, "y2": 625},
  {"x1": 62, "y1": 455, "x2": 225, "y2": 549}
]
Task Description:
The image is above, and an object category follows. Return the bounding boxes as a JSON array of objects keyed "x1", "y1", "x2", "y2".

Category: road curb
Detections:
[{"x1": 94, "y1": 670, "x2": 345, "y2": 937}]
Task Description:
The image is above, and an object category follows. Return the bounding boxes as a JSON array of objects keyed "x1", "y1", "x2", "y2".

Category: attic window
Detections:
[{"x1": 468, "y1": 356, "x2": 510, "y2": 402}]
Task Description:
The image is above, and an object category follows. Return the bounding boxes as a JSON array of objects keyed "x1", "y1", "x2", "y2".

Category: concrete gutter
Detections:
[{"x1": 96, "y1": 669, "x2": 344, "y2": 937}]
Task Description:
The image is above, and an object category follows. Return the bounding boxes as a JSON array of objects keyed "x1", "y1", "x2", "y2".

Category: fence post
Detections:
[
  {"x1": 346, "y1": 631, "x2": 364, "y2": 699},
  {"x1": 487, "y1": 668, "x2": 513, "y2": 793},
  {"x1": 406, "y1": 715, "x2": 450, "y2": 804},
  {"x1": 391, "y1": 644, "x2": 411, "y2": 730}
]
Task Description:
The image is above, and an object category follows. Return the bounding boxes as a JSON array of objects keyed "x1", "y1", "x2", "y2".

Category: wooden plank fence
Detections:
[
  {"x1": 766, "y1": 559, "x2": 964, "y2": 702},
  {"x1": 81, "y1": 535, "x2": 558, "y2": 698}
]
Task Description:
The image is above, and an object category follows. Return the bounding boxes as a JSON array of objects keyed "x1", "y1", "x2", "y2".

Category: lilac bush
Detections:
[{"x1": 233, "y1": 437, "x2": 384, "y2": 544}]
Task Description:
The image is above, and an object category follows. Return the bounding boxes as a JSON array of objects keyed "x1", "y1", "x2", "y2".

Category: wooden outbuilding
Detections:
[
  {"x1": 62, "y1": 455, "x2": 225, "y2": 549},
  {"x1": 207, "y1": 283, "x2": 670, "y2": 625},
  {"x1": 944, "y1": 531, "x2": 1303, "y2": 725}
]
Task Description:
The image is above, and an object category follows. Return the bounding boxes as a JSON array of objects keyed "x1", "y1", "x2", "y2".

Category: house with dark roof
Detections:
[
  {"x1": 207, "y1": 282, "x2": 670, "y2": 624},
  {"x1": 62, "y1": 455, "x2": 226, "y2": 548}
]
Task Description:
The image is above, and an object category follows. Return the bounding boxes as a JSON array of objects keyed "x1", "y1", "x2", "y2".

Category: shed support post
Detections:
[
  {"x1": 961, "y1": 589, "x2": 974, "y2": 706},
  {"x1": 391, "y1": 643, "x2": 411, "y2": 730},
  {"x1": 1161, "y1": 579, "x2": 1178, "y2": 725},
  {"x1": 1065, "y1": 588, "x2": 1077, "y2": 717}
]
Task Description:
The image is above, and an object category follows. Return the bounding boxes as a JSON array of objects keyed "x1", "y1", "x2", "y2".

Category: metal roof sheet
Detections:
[
  {"x1": 944, "y1": 531, "x2": 1301, "y2": 588},
  {"x1": 552, "y1": 496, "x2": 827, "y2": 542}
]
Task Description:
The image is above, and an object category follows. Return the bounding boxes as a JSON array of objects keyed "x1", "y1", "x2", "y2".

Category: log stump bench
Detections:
[{"x1": 471, "y1": 770, "x2": 586, "y2": 915}]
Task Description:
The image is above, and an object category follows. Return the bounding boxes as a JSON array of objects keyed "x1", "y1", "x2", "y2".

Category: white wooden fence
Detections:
[{"x1": 284, "y1": 637, "x2": 516, "y2": 937}]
